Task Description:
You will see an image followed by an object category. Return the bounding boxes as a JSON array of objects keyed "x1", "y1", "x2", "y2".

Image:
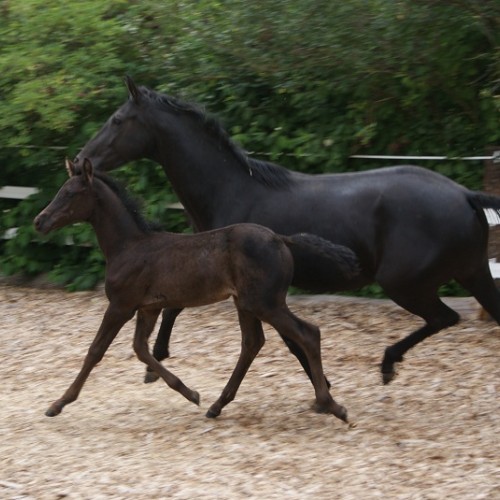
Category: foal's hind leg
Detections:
[
  {"x1": 206, "y1": 308, "x2": 265, "y2": 418},
  {"x1": 381, "y1": 294, "x2": 459, "y2": 384},
  {"x1": 264, "y1": 307, "x2": 348, "y2": 422},
  {"x1": 280, "y1": 335, "x2": 331, "y2": 389},
  {"x1": 144, "y1": 307, "x2": 184, "y2": 384},
  {"x1": 134, "y1": 309, "x2": 199, "y2": 405}
]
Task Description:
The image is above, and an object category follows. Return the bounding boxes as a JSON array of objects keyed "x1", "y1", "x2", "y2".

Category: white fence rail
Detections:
[
  {"x1": 0, "y1": 185, "x2": 39, "y2": 200},
  {"x1": 2, "y1": 148, "x2": 500, "y2": 278},
  {"x1": 0, "y1": 185, "x2": 183, "y2": 241}
]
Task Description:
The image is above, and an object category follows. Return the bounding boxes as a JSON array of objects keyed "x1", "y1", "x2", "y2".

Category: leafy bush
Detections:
[{"x1": 0, "y1": 0, "x2": 498, "y2": 292}]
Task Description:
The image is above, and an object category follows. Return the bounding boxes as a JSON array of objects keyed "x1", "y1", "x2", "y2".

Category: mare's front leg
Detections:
[
  {"x1": 144, "y1": 307, "x2": 184, "y2": 383},
  {"x1": 206, "y1": 308, "x2": 265, "y2": 418},
  {"x1": 45, "y1": 303, "x2": 135, "y2": 417},
  {"x1": 134, "y1": 309, "x2": 199, "y2": 405}
]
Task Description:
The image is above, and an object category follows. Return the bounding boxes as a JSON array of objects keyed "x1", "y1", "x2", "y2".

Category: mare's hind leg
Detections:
[
  {"x1": 264, "y1": 307, "x2": 348, "y2": 422},
  {"x1": 144, "y1": 307, "x2": 184, "y2": 384},
  {"x1": 206, "y1": 308, "x2": 265, "y2": 418},
  {"x1": 134, "y1": 309, "x2": 199, "y2": 405},
  {"x1": 381, "y1": 293, "x2": 459, "y2": 384},
  {"x1": 458, "y1": 265, "x2": 500, "y2": 324}
]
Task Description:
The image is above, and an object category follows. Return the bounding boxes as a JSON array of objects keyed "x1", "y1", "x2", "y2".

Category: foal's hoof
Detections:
[
  {"x1": 45, "y1": 401, "x2": 63, "y2": 417},
  {"x1": 335, "y1": 405, "x2": 349, "y2": 423},
  {"x1": 312, "y1": 401, "x2": 348, "y2": 423},
  {"x1": 190, "y1": 391, "x2": 201, "y2": 406},
  {"x1": 205, "y1": 404, "x2": 221, "y2": 419},
  {"x1": 144, "y1": 370, "x2": 160, "y2": 384}
]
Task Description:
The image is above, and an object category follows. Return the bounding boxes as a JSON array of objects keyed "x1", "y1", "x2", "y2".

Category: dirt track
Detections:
[{"x1": 0, "y1": 284, "x2": 499, "y2": 499}]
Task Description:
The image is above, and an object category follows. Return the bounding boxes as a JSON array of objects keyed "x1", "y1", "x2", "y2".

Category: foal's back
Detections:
[{"x1": 106, "y1": 223, "x2": 293, "y2": 310}]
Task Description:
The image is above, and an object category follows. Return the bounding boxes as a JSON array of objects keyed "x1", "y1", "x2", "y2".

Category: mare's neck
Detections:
[
  {"x1": 89, "y1": 182, "x2": 145, "y2": 260},
  {"x1": 149, "y1": 112, "x2": 263, "y2": 231}
]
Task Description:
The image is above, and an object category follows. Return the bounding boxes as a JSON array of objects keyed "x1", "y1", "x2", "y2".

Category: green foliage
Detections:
[{"x1": 0, "y1": 0, "x2": 498, "y2": 293}]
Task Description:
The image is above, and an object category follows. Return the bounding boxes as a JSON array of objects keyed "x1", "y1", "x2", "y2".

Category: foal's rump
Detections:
[{"x1": 216, "y1": 224, "x2": 362, "y2": 307}]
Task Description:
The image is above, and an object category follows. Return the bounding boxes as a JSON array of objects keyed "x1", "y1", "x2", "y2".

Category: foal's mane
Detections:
[
  {"x1": 139, "y1": 86, "x2": 294, "y2": 189},
  {"x1": 94, "y1": 171, "x2": 162, "y2": 233}
]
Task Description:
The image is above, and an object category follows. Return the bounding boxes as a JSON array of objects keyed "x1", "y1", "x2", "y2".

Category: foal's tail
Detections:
[
  {"x1": 467, "y1": 191, "x2": 500, "y2": 225},
  {"x1": 282, "y1": 233, "x2": 361, "y2": 281}
]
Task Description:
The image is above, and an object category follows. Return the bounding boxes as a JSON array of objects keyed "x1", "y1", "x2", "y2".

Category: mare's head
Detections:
[
  {"x1": 76, "y1": 76, "x2": 293, "y2": 190},
  {"x1": 34, "y1": 159, "x2": 97, "y2": 234},
  {"x1": 75, "y1": 76, "x2": 155, "y2": 171}
]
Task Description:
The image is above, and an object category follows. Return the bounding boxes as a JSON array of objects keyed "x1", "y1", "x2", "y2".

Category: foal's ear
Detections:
[
  {"x1": 65, "y1": 158, "x2": 76, "y2": 178},
  {"x1": 124, "y1": 75, "x2": 141, "y2": 104},
  {"x1": 82, "y1": 158, "x2": 94, "y2": 184}
]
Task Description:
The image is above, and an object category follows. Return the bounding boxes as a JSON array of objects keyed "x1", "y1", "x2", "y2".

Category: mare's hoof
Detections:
[
  {"x1": 381, "y1": 367, "x2": 396, "y2": 385},
  {"x1": 144, "y1": 370, "x2": 160, "y2": 384},
  {"x1": 381, "y1": 349, "x2": 403, "y2": 384}
]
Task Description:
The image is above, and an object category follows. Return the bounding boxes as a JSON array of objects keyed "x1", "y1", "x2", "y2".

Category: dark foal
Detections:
[{"x1": 34, "y1": 159, "x2": 360, "y2": 422}]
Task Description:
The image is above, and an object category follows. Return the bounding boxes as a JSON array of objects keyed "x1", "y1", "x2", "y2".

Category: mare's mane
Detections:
[
  {"x1": 139, "y1": 86, "x2": 294, "y2": 189},
  {"x1": 93, "y1": 171, "x2": 162, "y2": 233}
]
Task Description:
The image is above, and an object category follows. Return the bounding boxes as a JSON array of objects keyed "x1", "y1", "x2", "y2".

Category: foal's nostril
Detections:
[{"x1": 34, "y1": 214, "x2": 45, "y2": 232}]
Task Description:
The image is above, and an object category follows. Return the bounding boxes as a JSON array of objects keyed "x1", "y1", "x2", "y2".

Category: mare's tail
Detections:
[
  {"x1": 467, "y1": 191, "x2": 500, "y2": 225},
  {"x1": 282, "y1": 233, "x2": 361, "y2": 282}
]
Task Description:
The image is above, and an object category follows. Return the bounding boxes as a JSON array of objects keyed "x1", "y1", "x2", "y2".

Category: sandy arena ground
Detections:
[{"x1": 0, "y1": 283, "x2": 498, "y2": 499}]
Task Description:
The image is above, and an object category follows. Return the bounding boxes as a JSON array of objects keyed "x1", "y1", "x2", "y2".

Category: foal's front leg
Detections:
[
  {"x1": 134, "y1": 309, "x2": 200, "y2": 405},
  {"x1": 45, "y1": 304, "x2": 134, "y2": 417}
]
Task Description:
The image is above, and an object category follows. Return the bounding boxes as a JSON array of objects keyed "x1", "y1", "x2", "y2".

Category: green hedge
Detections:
[{"x1": 0, "y1": 0, "x2": 498, "y2": 290}]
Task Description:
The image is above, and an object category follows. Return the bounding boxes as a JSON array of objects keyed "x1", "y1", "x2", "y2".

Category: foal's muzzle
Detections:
[{"x1": 34, "y1": 213, "x2": 50, "y2": 234}]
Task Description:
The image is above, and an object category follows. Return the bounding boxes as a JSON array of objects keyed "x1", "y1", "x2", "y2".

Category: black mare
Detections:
[{"x1": 76, "y1": 77, "x2": 500, "y2": 384}]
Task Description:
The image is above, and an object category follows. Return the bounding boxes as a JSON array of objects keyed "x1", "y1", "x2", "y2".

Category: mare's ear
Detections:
[
  {"x1": 124, "y1": 75, "x2": 141, "y2": 104},
  {"x1": 82, "y1": 158, "x2": 94, "y2": 184},
  {"x1": 65, "y1": 158, "x2": 76, "y2": 178}
]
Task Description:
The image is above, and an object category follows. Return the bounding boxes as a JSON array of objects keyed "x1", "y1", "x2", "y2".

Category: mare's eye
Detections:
[{"x1": 112, "y1": 116, "x2": 122, "y2": 125}]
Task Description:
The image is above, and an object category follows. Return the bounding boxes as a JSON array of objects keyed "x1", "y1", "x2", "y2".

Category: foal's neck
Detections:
[{"x1": 89, "y1": 181, "x2": 146, "y2": 259}]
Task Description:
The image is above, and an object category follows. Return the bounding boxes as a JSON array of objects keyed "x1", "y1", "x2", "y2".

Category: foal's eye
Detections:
[{"x1": 112, "y1": 116, "x2": 122, "y2": 125}]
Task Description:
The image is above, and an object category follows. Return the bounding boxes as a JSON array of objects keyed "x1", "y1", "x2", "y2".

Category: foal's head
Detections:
[{"x1": 34, "y1": 158, "x2": 96, "y2": 235}]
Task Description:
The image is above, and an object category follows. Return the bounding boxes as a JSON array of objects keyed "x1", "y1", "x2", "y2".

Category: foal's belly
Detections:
[
  {"x1": 146, "y1": 290, "x2": 233, "y2": 310},
  {"x1": 142, "y1": 272, "x2": 235, "y2": 310}
]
